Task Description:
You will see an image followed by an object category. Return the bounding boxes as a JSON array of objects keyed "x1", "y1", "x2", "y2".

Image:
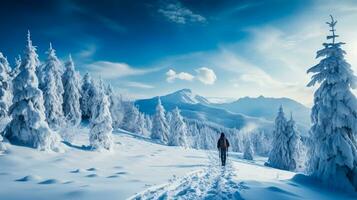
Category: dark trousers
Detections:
[{"x1": 220, "y1": 149, "x2": 227, "y2": 166}]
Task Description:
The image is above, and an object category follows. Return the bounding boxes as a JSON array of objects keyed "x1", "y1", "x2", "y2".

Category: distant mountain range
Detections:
[
  {"x1": 213, "y1": 95, "x2": 311, "y2": 127},
  {"x1": 135, "y1": 89, "x2": 310, "y2": 135}
]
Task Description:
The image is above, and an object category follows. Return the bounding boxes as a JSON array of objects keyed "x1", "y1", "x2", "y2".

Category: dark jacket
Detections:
[{"x1": 217, "y1": 136, "x2": 230, "y2": 150}]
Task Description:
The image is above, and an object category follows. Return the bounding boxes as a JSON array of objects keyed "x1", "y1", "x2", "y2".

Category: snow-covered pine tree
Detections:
[
  {"x1": 80, "y1": 72, "x2": 95, "y2": 119},
  {"x1": 89, "y1": 79, "x2": 113, "y2": 150},
  {"x1": 0, "y1": 135, "x2": 6, "y2": 152},
  {"x1": 137, "y1": 112, "x2": 148, "y2": 135},
  {"x1": 243, "y1": 136, "x2": 254, "y2": 160},
  {"x1": 0, "y1": 52, "x2": 12, "y2": 118},
  {"x1": 151, "y1": 97, "x2": 169, "y2": 144},
  {"x1": 0, "y1": 52, "x2": 12, "y2": 73},
  {"x1": 307, "y1": 15, "x2": 357, "y2": 191},
  {"x1": 62, "y1": 55, "x2": 81, "y2": 126},
  {"x1": 285, "y1": 113, "x2": 302, "y2": 171},
  {"x1": 39, "y1": 43, "x2": 65, "y2": 129},
  {"x1": 168, "y1": 107, "x2": 188, "y2": 147},
  {"x1": 120, "y1": 101, "x2": 140, "y2": 132},
  {"x1": 106, "y1": 84, "x2": 124, "y2": 129},
  {"x1": 4, "y1": 31, "x2": 61, "y2": 151},
  {"x1": 10, "y1": 55, "x2": 21, "y2": 78},
  {"x1": 266, "y1": 105, "x2": 290, "y2": 170},
  {"x1": 251, "y1": 131, "x2": 272, "y2": 156},
  {"x1": 166, "y1": 111, "x2": 173, "y2": 125},
  {"x1": 145, "y1": 114, "x2": 153, "y2": 134}
]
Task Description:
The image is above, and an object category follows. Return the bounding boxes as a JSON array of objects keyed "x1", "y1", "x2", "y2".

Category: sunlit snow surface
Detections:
[{"x1": 0, "y1": 127, "x2": 355, "y2": 200}]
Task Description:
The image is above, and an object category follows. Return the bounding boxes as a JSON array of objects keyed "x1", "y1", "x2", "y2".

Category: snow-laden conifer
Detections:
[
  {"x1": 120, "y1": 102, "x2": 140, "y2": 132},
  {"x1": 0, "y1": 135, "x2": 6, "y2": 152},
  {"x1": 266, "y1": 106, "x2": 289, "y2": 169},
  {"x1": 0, "y1": 52, "x2": 12, "y2": 118},
  {"x1": 4, "y1": 32, "x2": 61, "y2": 151},
  {"x1": 106, "y1": 84, "x2": 124, "y2": 129},
  {"x1": 285, "y1": 113, "x2": 302, "y2": 171},
  {"x1": 62, "y1": 55, "x2": 81, "y2": 126},
  {"x1": 168, "y1": 107, "x2": 188, "y2": 147},
  {"x1": 243, "y1": 136, "x2": 254, "y2": 160},
  {"x1": 151, "y1": 98, "x2": 169, "y2": 144},
  {"x1": 39, "y1": 43, "x2": 65, "y2": 129},
  {"x1": 80, "y1": 72, "x2": 95, "y2": 119},
  {"x1": 89, "y1": 79, "x2": 113, "y2": 150},
  {"x1": 307, "y1": 16, "x2": 357, "y2": 191},
  {"x1": 137, "y1": 112, "x2": 149, "y2": 135},
  {"x1": 145, "y1": 114, "x2": 153, "y2": 134},
  {"x1": 10, "y1": 55, "x2": 21, "y2": 78}
]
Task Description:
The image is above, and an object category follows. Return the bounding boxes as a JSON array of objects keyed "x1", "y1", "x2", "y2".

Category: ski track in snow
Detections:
[{"x1": 130, "y1": 152, "x2": 246, "y2": 200}]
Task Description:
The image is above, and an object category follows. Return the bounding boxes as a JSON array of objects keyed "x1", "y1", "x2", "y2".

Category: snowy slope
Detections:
[
  {"x1": 0, "y1": 127, "x2": 355, "y2": 200},
  {"x1": 0, "y1": 128, "x2": 209, "y2": 200},
  {"x1": 131, "y1": 154, "x2": 356, "y2": 200}
]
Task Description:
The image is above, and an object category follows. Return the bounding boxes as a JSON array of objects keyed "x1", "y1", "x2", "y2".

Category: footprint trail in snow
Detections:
[{"x1": 130, "y1": 151, "x2": 246, "y2": 200}]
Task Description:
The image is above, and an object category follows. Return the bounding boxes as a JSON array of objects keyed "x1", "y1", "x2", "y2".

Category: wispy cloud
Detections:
[
  {"x1": 158, "y1": 0, "x2": 206, "y2": 24},
  {"x1": 76, "y1": 44, "x2": 96, "y2": 59},
  {"x1": 87, "y1": 61, "x2": 156, "y2": 79},
  {"x1": 125, "y1": 81, "x2": 155, "y2": 89}
]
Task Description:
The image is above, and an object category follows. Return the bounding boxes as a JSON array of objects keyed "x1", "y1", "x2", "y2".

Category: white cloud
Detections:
[
  {"x1": 195, "y1": 67, "x2": 217, "y2": 85},
  {"x1": 125, "y1": 81, "x2": 154, "y2": 89},
  {"x1": 166, "y1": 69, "x2": 194, "y2": 82},
  {"x1": 165, "y1": 68, "x2": 216, "y2": 84},
  {"x1": 158, "y1": 1, "x2": 206, "y2": 24},
  {"x1": 87, "y1": 61, "x2": 154, "y2": 79}
]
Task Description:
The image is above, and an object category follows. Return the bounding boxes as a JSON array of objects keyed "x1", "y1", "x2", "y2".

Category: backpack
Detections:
[{"x1": 219, "y1": 137, "x2": 227, "y2": 149}]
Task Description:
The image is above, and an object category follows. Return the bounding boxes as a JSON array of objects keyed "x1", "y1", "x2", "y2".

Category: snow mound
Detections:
[
  {"x1": 16, "y1": 175, "x2": 42, "y2": 182},
  {"x1": 38, "y1": 179, "x2": 61, "y2": 184}
]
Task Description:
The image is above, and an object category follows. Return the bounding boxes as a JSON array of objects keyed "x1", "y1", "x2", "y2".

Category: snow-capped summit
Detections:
[{"x1": 162, "y1": 88, "x2": 210, "y2": 105}]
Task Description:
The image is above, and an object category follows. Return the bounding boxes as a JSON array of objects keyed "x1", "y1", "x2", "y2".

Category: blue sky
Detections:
[{"x1": 1, "y1": 0, "x2": 357, "y2": 105}]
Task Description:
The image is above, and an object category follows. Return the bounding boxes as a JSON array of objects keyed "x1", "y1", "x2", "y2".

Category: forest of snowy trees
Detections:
[
  {"x1": 0, "y1": 15, "x2": 356, "y2": 192},
  {"x1": 0, "y1": 31, "x2": 201, "y2": 152}
]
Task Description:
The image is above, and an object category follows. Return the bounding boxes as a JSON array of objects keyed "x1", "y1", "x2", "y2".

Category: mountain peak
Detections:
[
  {"x1": 175, "y1": 88, "x2": 192, "y2": 94},
  {"x1": 163, "y1": 88, "x2": 209, "y2": 105}
]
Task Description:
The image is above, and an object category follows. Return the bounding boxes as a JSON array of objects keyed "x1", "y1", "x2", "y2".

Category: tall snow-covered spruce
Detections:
[
  {"x1": 168, "y1": 107, "x2": 188, "y2": 147},
  {"x1": 151, "y1": 98, "x2": 169, "y2": 144},
  {"x1": 106, "y1": 84, "x2": 124, "y2": 129},
  {"x1": 267, "y1": 107, "x2": 301, "y2": 171},
  {"x1": 89, "y1": 79, "x2": 113, "y2": 150},
  {"x1": 0, "y1": 52, "x2": 12, "y2": 119},
  {"x1": 285, "y1": 113, "x2": 302, "y2": 170},
  {"x1": 39, "y1": 43, "x2": 65, "y2": 129},
  {"x1": 4, "y1": 32, "x2": 61, "y2": 151},
  {"x1": 62, "y1": 55, "x2": 81, "y2": 126},
  {"x1": 80, "y1": 72, "x2": 95, "y2": 119},
  {"x1": 243, "y1": 136, "x2": 254, "y2": 160},
  {"x1": 307, "y1": 16, "x2": 357, "y2": 191},
  {"x1": 266, "y1": 106, "x2": 289, "y2": 169},
  {"x1": 120, "y1": 101, "x2": 140, "y2": 132}
]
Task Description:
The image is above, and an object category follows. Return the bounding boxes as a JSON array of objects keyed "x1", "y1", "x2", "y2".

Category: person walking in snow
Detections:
[{"x1": 217, "y1": 132, "x2": 230, "y2": 166}]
